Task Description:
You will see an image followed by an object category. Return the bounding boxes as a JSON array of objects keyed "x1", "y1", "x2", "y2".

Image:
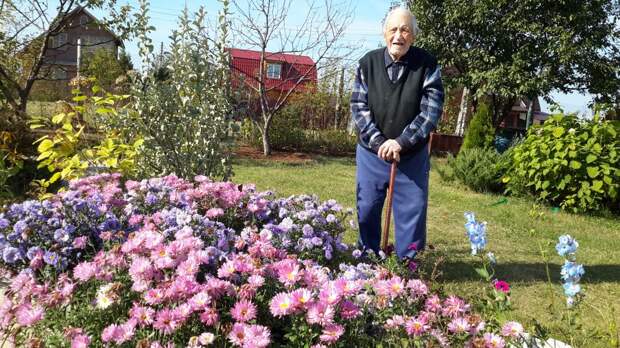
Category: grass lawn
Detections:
[{"x1": 232, "y1": 154, "x2": 620, "y2": 347}]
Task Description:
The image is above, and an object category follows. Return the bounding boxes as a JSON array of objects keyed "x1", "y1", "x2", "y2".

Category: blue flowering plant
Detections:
[
  {"x1": 556, "y1": 234, "x2": 585, "y2": 307},
  {"x1": 463, "y1": 212, "x2": 513, "y2": 320}
]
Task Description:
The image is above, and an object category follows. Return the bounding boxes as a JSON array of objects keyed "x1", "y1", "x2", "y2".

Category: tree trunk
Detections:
[
  {"x1": 335, "y1": 67, "x2": 344, "y2": 129},
  {"x1": 261, "y1": 113, "x2": 273, "y2": 156},
  {"x1": 455, "y1": 86, "x2": 469, "y2": 136},
  {"x1": 525, "y1": 96, "x2": 536, "y2": 129}
]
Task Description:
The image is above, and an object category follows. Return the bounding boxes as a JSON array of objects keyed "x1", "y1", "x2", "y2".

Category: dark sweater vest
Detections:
[{"x1": 359, "y1": 47, "x2": 437, "y2": 154}]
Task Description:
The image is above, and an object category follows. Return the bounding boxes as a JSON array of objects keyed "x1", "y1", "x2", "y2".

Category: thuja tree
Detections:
[{"x1": 127, "y1": 0, "x2": 235, "y2": 180}]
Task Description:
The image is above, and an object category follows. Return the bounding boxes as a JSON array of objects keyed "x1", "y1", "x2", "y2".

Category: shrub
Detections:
[
  {"x1": 29, "y1": 83, "x2": 142, "y2": 196},
  {"x1": 462, "y1": 102, "x2": 495, "y2": 150},
  {"x1": 0, "y1": 174, "x2": 525, "y2": 348},
  {"x1": 126, "y1": 4, "x2": 236, "y2": 180},
  {"x1": 440, "y1": 147, "x2": 506, "y2": 193},
  {"x1": 503, "y1": 113, "x2": 620, "y2": 213}
]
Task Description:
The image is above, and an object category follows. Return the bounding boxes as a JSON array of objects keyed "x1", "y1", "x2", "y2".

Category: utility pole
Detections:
[{"x1": 76, "y1": 37, "x2": 82, "y2": 78}]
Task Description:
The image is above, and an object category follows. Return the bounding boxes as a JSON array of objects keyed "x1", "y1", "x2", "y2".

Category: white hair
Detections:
[{"x1": 383, "y1": 7, "x2": 419, "y2": 36}]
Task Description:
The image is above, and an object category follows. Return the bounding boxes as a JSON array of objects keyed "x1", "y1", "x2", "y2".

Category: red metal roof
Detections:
[
  {"x1": 228, "y1": 48, "x2": 317, "y2": 92},
  {"x1": 228, "y1": 48, "x2": 315, "y2": 66}
]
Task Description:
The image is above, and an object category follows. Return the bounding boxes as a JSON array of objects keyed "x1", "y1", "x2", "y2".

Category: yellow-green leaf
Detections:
[
  {"x1": 586, "y1": 154, "x2": 597, "y2": 163},
  {"x1": 37, "y1": 139, "x2": 54, "y2": 153},
  {"x1": 553, "y1": 127, "x2": 565, "y2": 138},
  {"x1": 49, "y1": 172, "x2": 61, "y2": 183},
  {"x1": 569, "y1": 161, "x2": 582, "y2": 169},
  {"x1": 72, "y1": 95, "x2": 87, "y2": 102},
  {"x1": 592, "y1": 180, "x2": 603, "y2": 191},
  {"x1": 586, "y1": 167, "x2": 599, "y2": 178},
  {"x1": 51, "y1": 113, "x2": 66, "y2": 124}
]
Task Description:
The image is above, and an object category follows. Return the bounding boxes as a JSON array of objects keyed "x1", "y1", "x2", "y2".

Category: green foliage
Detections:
[
  {"x1": 462, "y1": 102, "x2": 494, "y2": 150},
  {"x1": 437, "y1": 147, "x2": 506, "y2": 193},
  {"x1": 503, "y1": 112, "x2": 620, "y2": 213},
  {"x1": 241, "y1": 116, "x2": 357, "y2": 155},
  {"x1": 126, "y1": 1, "x2": 236, "y2": 180},
  {"x1": 81, "y1": 48, "x2": 132, "y2": 91},
  {"x1": 30, "y1": 83, "x2": 142, "y2": 196},
  {"x1": 410, "y1": 0, "x2": 619, "y2": 123}
]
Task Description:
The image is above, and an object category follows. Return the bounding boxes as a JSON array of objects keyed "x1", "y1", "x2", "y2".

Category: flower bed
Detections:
[{"x1": 0, "y1": 174, "x2": 526, "y2": 347}]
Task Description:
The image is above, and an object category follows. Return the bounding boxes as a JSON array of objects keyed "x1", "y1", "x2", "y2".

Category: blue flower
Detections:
[
  {"x1": 26, "y1": 246, "x2": 42, "y2": 260},
  {"x1": 43, "y1": 251, "x2": 60, "y2": 267},
  {"x1": 556, "y1": 234, "x2": 578, "y2": 257},
  {"x1": 0, "y1": 217, "x2": 9, "y2": 229},
  {"x1": 3, "y1": 246, "x2": 21, "y2": 263},
  {"x1": 464, "y1": 212, "x2": 487, "y2": 255},
  {"x1": 13, "y1": 220, "x2": 28, "y2": 234},
  {"x1": 563, "y1": 282, "x2": 581, "y2": 297},
  {"x1": 561, "y1": 260, "x2": 585, "y2": 283}
]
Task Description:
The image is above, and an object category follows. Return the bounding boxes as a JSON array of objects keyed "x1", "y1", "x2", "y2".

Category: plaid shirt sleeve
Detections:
[
  {"x1": 395, "y1": 64, "x2": 445, "y2": 151},
  {"x1": 350, "y1": 65, "x2": 386, "y2": 151}
]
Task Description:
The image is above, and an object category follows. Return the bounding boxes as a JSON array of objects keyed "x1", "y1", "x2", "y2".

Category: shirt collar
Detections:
[{"x1": 384, "y1": 47, "x2": 411, "y2": 67}]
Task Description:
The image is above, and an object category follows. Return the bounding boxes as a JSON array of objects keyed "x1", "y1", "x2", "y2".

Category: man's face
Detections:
[{"x1": 383, "y1": 12, "x2": 414, "y2": 60}]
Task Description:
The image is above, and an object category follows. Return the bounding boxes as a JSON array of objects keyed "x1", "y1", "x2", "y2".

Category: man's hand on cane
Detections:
[{"x1": 378, "y1": 139, "x2": 402, "y2": 162}]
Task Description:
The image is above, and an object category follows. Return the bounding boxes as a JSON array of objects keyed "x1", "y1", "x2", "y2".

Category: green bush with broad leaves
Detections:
[
  {"x1": 30, "y1": 82, "x2": 142, "y2": 197},
  {"x1": 436, "y1": 147, "x2": 506, "y2": 193},
  {"x1": 502, "y1": 112, "x2": 620, "y2": 213}
]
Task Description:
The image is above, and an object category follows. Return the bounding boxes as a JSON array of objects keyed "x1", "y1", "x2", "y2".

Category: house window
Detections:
[
  {"x1": 51, "y1": 67, "x2": 67, "y2": 80},
  {"x1": 517, "y1": 112, "x2": 527, "y2": 129},
  {"x1": 80, "y1": 15, "x2": 89, "y2": 26},
  {"x1": 49, "y1": 33, "x2": 68, "y2": 48},
  {"x1": 266, "y1": 63, "x2": 282, "y2": 79}
]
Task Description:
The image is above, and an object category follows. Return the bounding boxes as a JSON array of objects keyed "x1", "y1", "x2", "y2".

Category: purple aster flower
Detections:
[
  {"x1": 54, "y1": 229, "x2": 70, "y2": 243},
  {"x1": 326, "y1": 214, "x2": 337, "y2": 223},
  {"x1": 3, "y1": 246, "x2": 21, "y2": 263},
  {"x1": 26, "y1": 247, "x2": 42, "y2": 260},
  {"x1": 145, "y1": 192, "x2": 158, "y2": 205},
  {"x1": 43, "y1": 251, "x2": 60, "y2": 267},
  {"x1": 311, "y1": 237, "x2": 323, "y2": 246},
  {"x1": 13, "y1": 220, "x2": 28, "y2": 234},
  {"x1": 0, "y1": 218, "x2": 9, "y2": 229},
  {"x1": 302, "y1": 224, "x2": 314, "y2": 237}
]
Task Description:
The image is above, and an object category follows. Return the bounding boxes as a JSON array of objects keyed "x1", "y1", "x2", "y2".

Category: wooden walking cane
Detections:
[{"x1": 381, "y1": 160, "x2": 398, "y2": 253}]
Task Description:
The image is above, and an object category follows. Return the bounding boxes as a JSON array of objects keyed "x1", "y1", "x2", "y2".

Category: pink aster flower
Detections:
[
  {"x1": 245, "y1": 324, "x2": 271, "y2": 348},
  {"x1": 319, "y1": 323, "x2": 344, "y2": 344},
  {"x1": 405, "y1": 316, "x2": 429, "y2": 337},
  {"x1": 424, "y1": 294, "x2": 442, "y2": 312},
  {"x1": 206, "y1": 208, "x2": 224, "y2": 218},
  {"x1": 189, "y1": 291, "x2": 212, "y2": 311},
  {"x1": 153, "y1": 309, "x2": 179, "y2": 335},
  {"x1": 72, "y1": 236, "x2": 89, "y2": 249},
  {"x1": 442, "y1": 295, "x2": 470, "y2": 318},
  {"x1": 384, "y1": 315, "x2": 406, "y2": 330},
  {"x1": 269, "y1": 292, "x2": 293, "y2": 317},
  {"x1": 318, "y1": 282, "x2": 342, "y2": 306},
  {"x1": 447, "y1": 317, "x2": 471, "y2": 334},
  {"x1": 306, "y1": 301, "x2": 335, "y2": 326},
  {"x1": 248, "y1": 275, "x2": 265, "y2": 288},
  {"x1": 130, "y1": 305, "x2": 155, "y2": 326},
  {"x1": 501, "y1": 321, "x2": 524, "y2": 338},
  {"x1": 290, "y1": 288, "x2": 313, "y2": 310},
  {"x1": 484, "y1": 332, "x2": 506, "y2": 348},
  {"x1": 73, "y1": 262, "x2": 98, "y2": 283},
  {"x1": 144, "y1": 288, "x2": 165, "y2": 305},
  {"x1": 71, "y1": 334, "x2": 90, "y2": 348},
  {"x1": 339, "y1": 300, "x2": 361, "y2": 319},
  {"x1": 101, "y1": 324, "x2": 121, "y2": 343},
  {"x1": 199, "y1": 307, "x2": 220, "y2": 326},
  {"x1": 228, "y1": 323, "x2": 247, "y2": 346},
  {"x1": 15, "y1": 303, "x2": 44, "y2": 326},
  {"x1": 231, "y1": 299, "x2": 257, "y2": 322},
  {"x1": 406, "y1": 279, "x2": 429, "y2": 298}
]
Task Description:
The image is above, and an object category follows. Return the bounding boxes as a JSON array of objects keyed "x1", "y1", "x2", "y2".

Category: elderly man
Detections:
[{"x1": 351, "y1": 7, "x2": 444, "y2": 259}]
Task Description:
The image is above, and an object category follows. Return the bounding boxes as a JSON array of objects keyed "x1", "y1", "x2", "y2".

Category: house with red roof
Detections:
[{"x1": 228, "y1": 48, "x2": 318, "y2": 104}]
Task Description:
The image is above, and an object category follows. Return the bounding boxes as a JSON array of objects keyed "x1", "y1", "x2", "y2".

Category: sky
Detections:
[{"x1": 109, "y1": 0, "x2": 592, "y2": 115}]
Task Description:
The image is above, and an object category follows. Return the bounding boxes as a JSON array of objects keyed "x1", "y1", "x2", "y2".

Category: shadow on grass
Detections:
[{"x1": 435, "y1": 261, "x2": 620, "y2": 284}]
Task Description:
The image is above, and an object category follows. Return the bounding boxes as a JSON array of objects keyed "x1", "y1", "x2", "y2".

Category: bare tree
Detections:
[
  {"x1": 0, "y1": 0, "x2": 132, "y2": 152},
  {"x1": 230, "y1": 0, "x2": 353, "y2": 156}
]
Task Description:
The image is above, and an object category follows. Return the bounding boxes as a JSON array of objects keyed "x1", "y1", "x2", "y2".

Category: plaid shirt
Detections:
[{"x1": 351, "y1": 48, "x2": 444, "y2": 152}]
